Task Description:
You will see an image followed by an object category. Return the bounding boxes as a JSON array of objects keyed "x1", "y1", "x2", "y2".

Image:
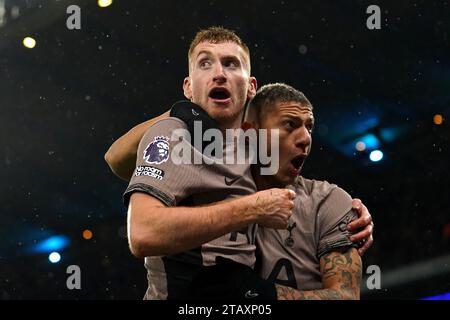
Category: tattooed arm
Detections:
[{"x1": 276, "y1": 247, "x2": 362, "y2": 300}]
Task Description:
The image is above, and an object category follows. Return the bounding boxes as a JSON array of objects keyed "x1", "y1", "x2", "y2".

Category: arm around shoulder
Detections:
[
  {"x1": 127, "y1": 192, "x2": 259, "y2": 257},
  {"x1": 105, "y1": 110, "x2": 170, "y2": 181},
  {"x1": 127, "y1": 188, "x2": 295, "y2": 257}
]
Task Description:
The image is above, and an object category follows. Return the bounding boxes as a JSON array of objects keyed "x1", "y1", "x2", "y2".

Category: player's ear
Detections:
[
  {"x1": 247, "y1": 76, "x2": 257, "y2": 99},
  {"x1": 243, "y1": 99, "x2": 259, "y2": 130},
  {"x1": 183, "y1": 77, "x2": 192, "y2": 99}
]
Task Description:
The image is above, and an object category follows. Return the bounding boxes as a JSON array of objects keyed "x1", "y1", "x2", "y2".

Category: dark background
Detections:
[{"x1": 1, "y1": 0, "x2": 449, "y2": 299}]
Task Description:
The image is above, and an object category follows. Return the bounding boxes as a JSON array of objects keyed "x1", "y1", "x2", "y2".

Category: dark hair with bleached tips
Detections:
[{"x1": 248, "y1": 83, "x2": 313, "y2": 123}]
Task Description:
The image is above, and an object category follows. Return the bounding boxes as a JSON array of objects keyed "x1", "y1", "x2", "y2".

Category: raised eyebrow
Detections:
[
  {"x1": 283, "y1": 115, "x2": 314, "y2": 125},
  {"x1": 196, "y1": 50, "x2": 213, "y2": 60},
  {"x1": 282, "y1": 114, "x2": 303, "y2": 122},
  {"x1": 221, "y1": 55, "x2": 240, "y2": 62},
  {"x1": 282, "y1": 115, "x2": 299, "y2": 121}
]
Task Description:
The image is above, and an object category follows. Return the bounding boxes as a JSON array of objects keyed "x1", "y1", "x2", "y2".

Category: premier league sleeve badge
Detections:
[{"x1": 143, "y1": 136, "x2": 170, "y2": 165}]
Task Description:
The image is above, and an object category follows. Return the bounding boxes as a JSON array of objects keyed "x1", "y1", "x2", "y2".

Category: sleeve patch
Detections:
[
  {"x1": 134, "y1": 165, "x2": 165, "y2": 180},
  {"x1": 143, "y1": 136, "x2": 170, "y2": 164}
]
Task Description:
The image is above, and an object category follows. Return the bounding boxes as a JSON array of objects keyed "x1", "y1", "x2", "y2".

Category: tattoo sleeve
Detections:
[{"x1": 276, "y1": 247, "x2": 362, "y2": 300}]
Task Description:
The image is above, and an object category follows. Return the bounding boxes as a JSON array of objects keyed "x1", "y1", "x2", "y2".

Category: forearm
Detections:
[
  {"x1": 277, "y1": 248, "x2": 361, "y2": 300},
  {"x1": 105, "y1": 111, "x2": 170, "y2": 181},
  {"x1": 276, "y1": 285, "x2": 357, "y2": 300},
  {"x1": 129, "y1": 194, "x2": 258, "y2": 257},
  {"x1": 104, "y1": 138, "x2": 140, "y2": 181}
]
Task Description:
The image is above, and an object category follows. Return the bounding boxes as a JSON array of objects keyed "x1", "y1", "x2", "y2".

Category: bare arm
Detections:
[
  {"x1": 104, "y1": 110, "x2": 170, "y2": 181},
  {"x1": 276, "y1": 247, "x2": 362, "y2": 300},
  {"x1": 128, "y1": 189, "x2": 295, "y2": 258}
]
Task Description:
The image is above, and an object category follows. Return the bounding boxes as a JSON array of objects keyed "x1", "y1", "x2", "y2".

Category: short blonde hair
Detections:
[{"x1": 188, "y1": 26, "x2": 251, "y2": 72}]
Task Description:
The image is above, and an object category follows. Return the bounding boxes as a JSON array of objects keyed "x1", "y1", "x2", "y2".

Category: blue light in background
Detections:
[
  {"x1": 379, "y1": 126, "x2": 408, "y2": 143},
  {"x1": 31, "y1": 235, "x2": 70, "y2": 253},
  {"x1": 343, "y1": 133, "x2": 383, "y2": 157},
  {"x1": 353, "y1": 116, "x2": 380, "y2": 134},
  {"x1": 422, "y1": 292, "x2": 450, "y2": 300},
  {"x1": 369, "y1": 150, "x2": 384, "y2": 162},
  {"x1": 379, "y1": 128, "x2": 396, "y2": 143},
  {"x1": 48, "y1": 252, "x2": 61, "y2": 263},
  {"x1": 359, "y1": 133, "x2": 380, "y2": 150}
]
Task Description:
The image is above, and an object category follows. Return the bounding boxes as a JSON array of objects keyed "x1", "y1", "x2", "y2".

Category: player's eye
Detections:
[{"x1": 199, "y1": 59, "x2": 211, "y2": 68}]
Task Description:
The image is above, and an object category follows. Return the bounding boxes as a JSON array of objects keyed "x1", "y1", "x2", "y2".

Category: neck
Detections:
[
  {"x1": 218, "y1": 116, "x2": 244, "y2": 132},
  {"x1": 251, "y1": 165, "x2": 284, "y2": 190}
]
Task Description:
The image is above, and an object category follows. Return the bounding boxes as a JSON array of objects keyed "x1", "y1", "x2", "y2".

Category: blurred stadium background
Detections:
[{"x1": 1, "y1": 0, "x2": 449, "y2": 299}]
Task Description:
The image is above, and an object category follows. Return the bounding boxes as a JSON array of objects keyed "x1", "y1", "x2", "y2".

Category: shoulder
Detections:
[
  {"x1": 143, "y1": 117, "x2": 188, "y2": 135},
  {"x1": 139, "y1": 117, "x2": 189, "y2": 147},
  {"x1": 294, "y1": 176, "x2": 337, "y2": 197},
  {"x1": 137, "y1": 117, "x2": 190, "y2": 160},
  {"x1": 295, "y1": 176, "x2": 352, "y2": 209}
]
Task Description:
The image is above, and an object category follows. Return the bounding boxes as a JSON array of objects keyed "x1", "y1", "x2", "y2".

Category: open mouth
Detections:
[
  {"x1": 291, "y1": 155, "x2": 306, "y2": 171},
  {"x1": 209, "y1": 88, "x2": 231, "y2": 101}
]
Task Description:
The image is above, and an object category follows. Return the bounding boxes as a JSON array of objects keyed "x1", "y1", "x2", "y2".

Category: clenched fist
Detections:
[{"x1": 248, "y1": 188, "x2": 295, "y2": 229}]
